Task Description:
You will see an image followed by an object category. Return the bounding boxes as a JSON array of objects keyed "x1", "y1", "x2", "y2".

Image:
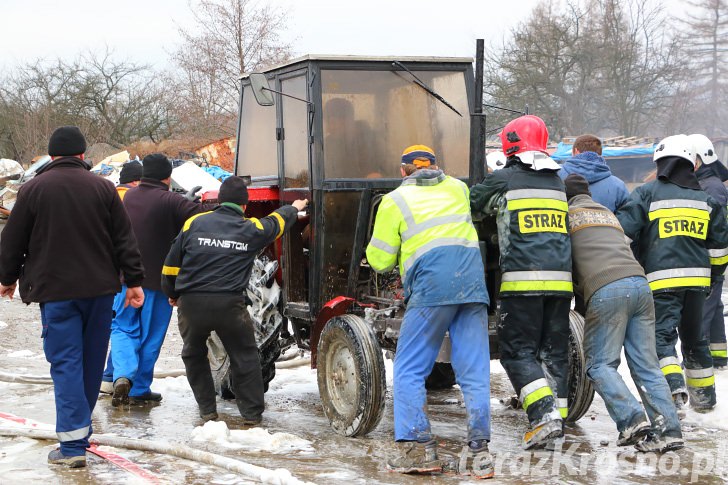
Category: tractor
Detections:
[{"x1": 207, "y1": 46, "x2": 595, "y2": 437}]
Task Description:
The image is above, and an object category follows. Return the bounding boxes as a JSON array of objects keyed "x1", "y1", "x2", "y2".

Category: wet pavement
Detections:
[{"x1": 1, "y1": 296, "x2": 727, "y2": 484}]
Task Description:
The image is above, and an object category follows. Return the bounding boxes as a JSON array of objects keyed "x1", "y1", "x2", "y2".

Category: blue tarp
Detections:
[
  {"x1": 550, "y1": 142, "x2": 656, "y2": 161},
  {"x1": 203, "y1": 165, "x2": 232, "y2": 181}
]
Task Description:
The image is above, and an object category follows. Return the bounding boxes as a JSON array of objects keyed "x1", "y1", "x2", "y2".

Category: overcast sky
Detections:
[{"x1": 1, "y1": 0, "x2": 544, "y2": 69}]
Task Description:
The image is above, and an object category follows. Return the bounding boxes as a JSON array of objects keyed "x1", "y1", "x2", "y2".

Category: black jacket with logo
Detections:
[
  {"x1": 470, "y1": 160, "x2": 572, "y2": 297},
  {"x1": 617, "y1": 179, "x2": 728, "y2": 292},
  {"x1": 161, "y1": 203, "x2": 298, "y2": 299}
]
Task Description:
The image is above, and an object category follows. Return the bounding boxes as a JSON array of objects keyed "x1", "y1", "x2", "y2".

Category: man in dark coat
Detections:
[
  {"x1": 109, "y1": 153, "x2": 203, "y2": 407},
  {"x1": 0, "y1": 126, "x2": 145, "y2": 468}
]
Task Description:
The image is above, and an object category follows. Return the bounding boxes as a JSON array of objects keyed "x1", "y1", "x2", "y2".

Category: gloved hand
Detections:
[{"x1": 184, "y1": 185, "x2": 203, "y2": 202}]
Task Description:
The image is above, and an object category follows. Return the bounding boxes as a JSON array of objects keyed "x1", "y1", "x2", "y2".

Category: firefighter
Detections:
[
  {"x1": 617, "y1": 134, "x2": 728, "y2": 411},
  {"x1": 690, "y1": 134, "x2": 728, "y2": 369},
  {"x1": 366, "y1": 145, "x2": 492, "y2": 478},
  {"x1": 470, "y1": 115, "x2": 571, "y2": 450}
]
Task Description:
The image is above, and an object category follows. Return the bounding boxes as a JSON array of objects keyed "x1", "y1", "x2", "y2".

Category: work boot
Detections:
[
  {"x1": 617, "y1": 419, "x2": 650, "y2": 446},
  {"x1": 129, "y1": 392, "x2": 163, "y2": 405},
  {"x1": 458, "y1": 440, "x2": 494, "y2": 479},
  {"x1": 522, "y1": 419, "x2": 563, "y2": 450},
  {"x1": 200, "y1": 406, "x2": 218, "y2": 421},
  {"x1": 387, "y1": 439, "x2": 443, "y2": 474},
  {"x1": 111, "y1": 377, "x2": 131, "y2": 407},
  {"x1": 99, "y1": 380, "x2": 113, "y2": 395},
  {"x1": 200, "y1": 411, "x2": 219, "y2": 422},
  {"x1": 634, "y1": 432, "x2": 684, "y2": 453},
  {"x1": 687, "y1": 385, "x2": 716, "y2": 412},
  {"x1": 240, "y1": 416, "x2": 262, "y2": 427},
  {"x1": 673, "y1": 392, "x2": 688, "y2": 419},
  {"x1": 48, "y1": 448, "x2": 86, "y2": 468}
]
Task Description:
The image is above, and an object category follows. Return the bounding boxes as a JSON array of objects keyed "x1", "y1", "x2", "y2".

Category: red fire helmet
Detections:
[{"x1": 500, "y1": 115, "x2": 549, "y2": 157}]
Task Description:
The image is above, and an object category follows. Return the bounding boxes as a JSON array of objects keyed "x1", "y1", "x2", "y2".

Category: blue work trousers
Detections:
[
  {"x1": 110, "y1": 286, "x2": 172, "y2": 396},
  {"x1": 40, "y1": 295, "x2": 114, "y2": 456},
  {"x1": 394, "y1": 303, "x2": 491, "y2": 442},
  {"x1": 585, "y1": 276, "x2": 681, "y2": 438}
]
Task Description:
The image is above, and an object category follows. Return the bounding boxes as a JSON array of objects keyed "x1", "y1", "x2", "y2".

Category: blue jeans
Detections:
[
  {"x1": 585, "y1": 276, "x2": 681, "y2": 437},
  {"x1": 110, "y1": 286, "x2": 172, "y2": 396},
  {"x1": 394, "y1": 303, "x2": 491, "y2": 442},
  {"x1": 40, "y1": 295, "x2": 115, "y2": 456}
]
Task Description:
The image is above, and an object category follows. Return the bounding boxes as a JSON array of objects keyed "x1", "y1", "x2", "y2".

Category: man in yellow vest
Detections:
[{"x1": 366, "y1": 145, "x2": 492, "y2": 478}]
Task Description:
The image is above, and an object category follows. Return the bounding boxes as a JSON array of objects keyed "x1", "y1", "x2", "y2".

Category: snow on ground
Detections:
[
  {"x1": 266, "y1": 363, "x2": 318, "y2": 397},
  {"x1": 191, "y1": 420, "x2": 314, "y2": 453},
  {"x1": 0, "y1": 321, "x2": 7, "y2": 329},
  {"x1": 152, "y1": 375, "x2": 192, "y2": 394},
  {"x1": 6, "y1": 350, "x2": 34, "y2": 358}
]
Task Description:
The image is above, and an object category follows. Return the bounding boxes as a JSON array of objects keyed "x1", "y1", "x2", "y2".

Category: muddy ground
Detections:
[{"x1": 1, "y1": 296, "x2": 727, "y2": 484}]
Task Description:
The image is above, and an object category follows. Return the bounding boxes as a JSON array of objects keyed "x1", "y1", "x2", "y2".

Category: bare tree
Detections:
[
  {"x1": 678, "y1": 0, "x2": 728, "y2": 136},
  {"x1": 0, "y1": 52, "x2": 176, "y2": 163},
  {"x1": 484, "y1": 0, "x2": 682, "y2": 139},
  {"x1": 172, "y1": 0, "x2": 292, "y2": 138}
]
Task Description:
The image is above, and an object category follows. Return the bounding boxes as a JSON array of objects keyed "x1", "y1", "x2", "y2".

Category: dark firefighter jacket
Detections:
[
  {"x1": 616, "y1": 179, "x2": 728, "y2": 292},
  {"x1": 470, "y1": 160, "x2": 572, "y2": 297},
  {"x1": 161, "y1": 203, "x2": 298, "y2": 299},
  {"x1": 697, "y1": 163, "x2": 728, "y2": 209}
]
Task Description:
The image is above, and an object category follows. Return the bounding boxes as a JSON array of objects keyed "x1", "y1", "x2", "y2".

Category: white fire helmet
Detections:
[
  {"x1": 688, "y1": 134, "x2": 719, "y2": 165},
  {"x1": 653, "y1": 134, "x2": 696, "y2": 167},
  {"x1": 486, "y1": 151, "x2": 507, "y2": 171}
]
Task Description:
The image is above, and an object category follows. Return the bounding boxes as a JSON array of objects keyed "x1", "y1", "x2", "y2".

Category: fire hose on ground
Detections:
[
  {"x1": 0, "y1": 356, "x2": 309, "y2": 385},
  {"x1": 0, "y1": 426, "x2": 313, "y2": 485},
  {"x1": 0, "y1": 369, "x2": 186, "y2": 385}
]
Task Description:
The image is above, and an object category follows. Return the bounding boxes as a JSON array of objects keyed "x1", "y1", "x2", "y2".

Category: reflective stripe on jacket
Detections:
[
  {"x1": 470, "y1": 161, "x2": 572, "y2": 297},
  {"x1": 366, "y1": 170, "x2": 489, "y2": 308},
  {"x1": 617, "y1": 179, "x2": 728, "y2": 292}
]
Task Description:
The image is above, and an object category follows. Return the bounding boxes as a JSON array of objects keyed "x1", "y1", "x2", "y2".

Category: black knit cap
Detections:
[
  {"x1": 218, "y1": 176, "x2": 249, "y2": 205},
  {"x1": 142, "y1": 153, "x2": 173, "y2": 180},
  {"x1": 564, "y1": 173, "x2": 591, "y2": 200},
  {"x1": 119, "y1": 161, "x2": 143, "y2": 184},
  {"x1": 48, "y1": 126, "x2": 87, "y2": 156}
]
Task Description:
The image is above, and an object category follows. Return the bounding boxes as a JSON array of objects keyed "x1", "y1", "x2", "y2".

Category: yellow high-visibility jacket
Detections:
[{"x1": 366, "y1": 170, "x2": 489, "y2": 308}]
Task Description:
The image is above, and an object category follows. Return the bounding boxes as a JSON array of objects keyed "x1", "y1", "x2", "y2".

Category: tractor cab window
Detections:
[
  {"x1": 321, "y1": 69, "x2": 470, "y2": 179},
  {"x1": 282, "y1": 75, "x2": 310, "y2": 188},
  {"x1": 237, "y1": 83, "x2": 278, "y2": 178}
]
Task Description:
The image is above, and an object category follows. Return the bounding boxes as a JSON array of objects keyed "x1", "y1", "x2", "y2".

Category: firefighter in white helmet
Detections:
[
  {"x1": 617, "y1": 134, "x2": 728, "y2": 419},
  {"x1": 690, "y1": 134, "x2": 728, "y2": 369}
]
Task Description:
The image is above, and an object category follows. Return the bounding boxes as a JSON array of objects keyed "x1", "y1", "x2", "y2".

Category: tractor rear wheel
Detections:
[{"x1": 566, "y1": 310, "x2": 595, "y2": 423}]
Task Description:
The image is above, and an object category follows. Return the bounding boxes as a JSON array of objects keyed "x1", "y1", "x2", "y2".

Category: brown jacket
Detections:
[{"x1": 568, "y1": 194, "x2": 645, "y2": 303}]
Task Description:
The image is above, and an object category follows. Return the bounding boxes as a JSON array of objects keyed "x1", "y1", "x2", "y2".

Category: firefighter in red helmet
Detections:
[{"x1": 471, "y1": 115, "x2": 572, "y2": 449}]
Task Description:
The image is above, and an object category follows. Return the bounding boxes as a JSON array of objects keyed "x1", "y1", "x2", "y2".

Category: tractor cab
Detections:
[{"x1": 236, "y1": 55, "x2": 477, "y2": 342}]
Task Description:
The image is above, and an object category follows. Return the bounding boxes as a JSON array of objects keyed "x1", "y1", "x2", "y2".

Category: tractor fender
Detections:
[{"x1": 310, "y1": 296, "x2": 355, "y2": 368}]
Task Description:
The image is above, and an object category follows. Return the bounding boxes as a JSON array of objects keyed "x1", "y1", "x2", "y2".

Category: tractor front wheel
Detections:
[{"x1": 317, "y1": 314, "x2": 386, "y2": 437}]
